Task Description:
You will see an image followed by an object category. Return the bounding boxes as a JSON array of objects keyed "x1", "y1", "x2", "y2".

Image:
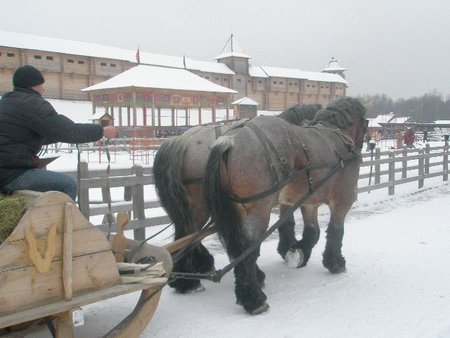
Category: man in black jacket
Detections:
[{"x1": 0, "y1": 65, "x2": 117, "y2": 200}]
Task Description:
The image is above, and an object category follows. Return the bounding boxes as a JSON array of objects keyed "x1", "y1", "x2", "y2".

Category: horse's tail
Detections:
[
  {"x1": 204, "y1": 138, "x2": 244, "y2": 258},
  {"x1": 153, "y1": 137, "x2": 194, "y2": 233}
]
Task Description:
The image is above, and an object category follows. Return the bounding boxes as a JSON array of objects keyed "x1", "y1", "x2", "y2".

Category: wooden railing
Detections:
[
  {"x1": 359, "y1": 143, "x2": 448, "y2": 194},
  {"x1": 62, "y1": 143, "x2": 449, "y2": 240}
]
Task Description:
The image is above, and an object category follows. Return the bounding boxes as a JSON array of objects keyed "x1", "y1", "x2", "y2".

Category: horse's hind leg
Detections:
[
  {"x1": 226, "y1": 214, "x2": 269, "y2": 314},
  {"x1": 234, "y1": 248, "x2": 268, "y2": 314},
  {"x1": 284, "y1": 205, "x2": 320, "y2": 269},
  {"x1": 277, "y1": 203, "x2": 298, "y2": 260},
  {"x1": 322, "y1": 203, "x2": 350, "y2": 274}
]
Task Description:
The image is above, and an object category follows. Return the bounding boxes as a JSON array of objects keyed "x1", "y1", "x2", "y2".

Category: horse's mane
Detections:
[
  {"x1": 312, "y1": 97, "x2": 366, "y2": 129},
  {"x1": 277, "y1": 104, "x2": 321, "y2": 126}
]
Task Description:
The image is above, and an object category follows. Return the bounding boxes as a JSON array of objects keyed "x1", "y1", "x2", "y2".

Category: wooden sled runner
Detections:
[{"x1": 0, "y1": 191, "x2": 173, "y2": 337}]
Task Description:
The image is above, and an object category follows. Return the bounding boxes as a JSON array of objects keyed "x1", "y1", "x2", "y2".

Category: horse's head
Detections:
[
  {"x1": 278, "y1": 103, "x2": 322, "y2": 126},
  {"x1": 312, "y1": 97, "x2": 367, "y2": 150}
]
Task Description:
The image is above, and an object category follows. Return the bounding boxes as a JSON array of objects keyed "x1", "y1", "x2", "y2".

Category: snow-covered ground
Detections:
[
  {"x1": 17, "y1": 156, "x2": 450, "y2": 338},
  {"x1": 8, "y1": 101, "x2": 450, "y2": 338}
]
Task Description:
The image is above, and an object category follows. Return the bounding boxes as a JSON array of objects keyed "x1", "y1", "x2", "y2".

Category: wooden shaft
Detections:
[
  {"x1": 163, "y1": 227, "x2": 216, "y2": 254},
  {"x1": 63, "y1": 203, "x2": 73, "y2": 301}
]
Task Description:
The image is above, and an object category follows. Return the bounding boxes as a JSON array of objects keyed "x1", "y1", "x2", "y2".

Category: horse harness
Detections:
[
  {"x1": 170, "y1": 120, "x2": 362, "y2": 283},
  {"x1": 181, "y1": 120, "x2": 248, "y2": 186},
  {"x1": 229, "y1": 120, "x2": 361, "y2": 204}
]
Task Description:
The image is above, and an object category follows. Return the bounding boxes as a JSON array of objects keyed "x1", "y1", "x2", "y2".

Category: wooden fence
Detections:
[{"x1": 63, "y1": 143, "x2": 449, "y2": 240}]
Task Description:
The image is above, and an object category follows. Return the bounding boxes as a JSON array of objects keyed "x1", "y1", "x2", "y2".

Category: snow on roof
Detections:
[
  {"x1": 323, "y1": 57, "x2": 346, "y2": 72},
  {"x1": 389, "y1": 116, "x2": 410, "y2": 124},
  {"x1": 250, "y1": 65, "x2": 348, "y2": 85},
  {"x1": 300, "y1": 70, "x2": 348, "y2": 85},
  {"x1": 369, "y1": 113, "x2": 395, "y2": 128},
  {"x1": 184, "y1": 57, "x2": 234, "y2": 75},
  {"x1": 82, "y1": 64, "x2": 237, "y2": 94},
  {"x1": 232, "y1": 97, "x2": 259, "y2": 106},
  {"x1": 1, "y1": 30, "x2": 131, "y2": 60},
  {"x1": 249, "y1": 65, "x2": 269, "y2": 78},
  {"x1": 1, "y1": 30, "x2": 347, "y2": 86},
  {"x1": 0, "y1": 30, "x2": 233, "y2": 75},
  {"x1": 260, "y1": 66, "x2": 307, "y2": 79}
]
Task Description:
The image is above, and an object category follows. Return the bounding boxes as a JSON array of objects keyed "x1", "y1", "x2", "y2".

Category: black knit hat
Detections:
[{"x1": 13, "y1": 65, "x2": 45, "y2": 88}]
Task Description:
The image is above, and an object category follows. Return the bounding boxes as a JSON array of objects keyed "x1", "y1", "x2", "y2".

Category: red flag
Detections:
[{"x1": 135, "y1": 46, "x2": 140, "y2": 64}]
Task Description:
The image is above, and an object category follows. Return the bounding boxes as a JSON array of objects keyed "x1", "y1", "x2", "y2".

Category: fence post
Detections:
[
  {"x1": 444, "y1": 143, "x2": 448, "y2": 182},
  {"x1": 375, "y1": 148, "x2": 381, "y2": 184},
  {"x1": 78, "y1": 161, "x2": 90, "y2": 218},
  {"x1": 132, "y1": 165, "x2": 146, "y2": 240},
  {"x1": 418, "y1": 148, "x2": 424, "y2": 189},
  {"x1": 401, "y1": 147, "x2": 407, "y2": 179},
  {"x1": 424, "y1": 143, "x2": 430, "y2": 175},
  {"x1": 388, "y1": 152, "x2": 395, "y2": 195}
]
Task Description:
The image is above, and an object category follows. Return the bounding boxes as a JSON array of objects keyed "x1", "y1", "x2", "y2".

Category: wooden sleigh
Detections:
[{"x1": 0, "y1": 190, "x2": 175, "y2": 338}]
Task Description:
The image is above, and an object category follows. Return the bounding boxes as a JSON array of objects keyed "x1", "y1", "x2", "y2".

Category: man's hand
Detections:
[{"x1": 103, "y1": 126, "x2": 118, "y2": 139}]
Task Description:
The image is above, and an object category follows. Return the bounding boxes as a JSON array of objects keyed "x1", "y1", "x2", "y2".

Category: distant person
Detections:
[
  {"x1": 403, "y1": 128, "x2": 415, "y2": 148},
  {"x1": 423, "y1": 130, "x2": 428, "y2": 142},
  {"x1": 365, "y1": 133, "x2": 372, "y2": 151},
  {"x1": 0, "y1": 65, "x2": 118, "y2": 200}
]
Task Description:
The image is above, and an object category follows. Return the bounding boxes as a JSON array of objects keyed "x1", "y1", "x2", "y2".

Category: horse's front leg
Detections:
[
  {"x1": 284, "y1": 205, "x2": 320, "y2": 268},
  {"x1": 322, "y1": 204, "x2": 350, "y2": 274}
]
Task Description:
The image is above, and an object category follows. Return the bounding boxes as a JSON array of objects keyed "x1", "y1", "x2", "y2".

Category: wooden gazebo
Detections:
[{"x1": 82, "y1": 65, "x2": 237, "y2": 138}]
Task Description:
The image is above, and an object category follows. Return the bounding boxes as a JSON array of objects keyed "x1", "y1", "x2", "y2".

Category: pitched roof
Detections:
[
  {"x1": 82, "y1": 64, "x2": 237, "y2": 94},
  {"x1": 323, "y1": 57, "x2": 346, "y2": 72},
  {"x1": 214, "y1": 34, "x2": 251, "y2": 59},
  {"x1": 232, "y1": 97, "x2": 259, "y2": 106}
]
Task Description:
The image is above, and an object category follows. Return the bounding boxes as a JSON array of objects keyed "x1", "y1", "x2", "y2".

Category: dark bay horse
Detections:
[
  {"x1": 153, "y1": 104, "x2": 319, "y2": 293},
  {"x1": 204, "y1": 97, "x2": 366, "y2": 314}
]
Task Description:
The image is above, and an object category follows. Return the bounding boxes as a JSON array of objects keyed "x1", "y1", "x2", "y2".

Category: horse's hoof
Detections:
[
  {"x1": 251, "y1": 302, "x2": 270, "y2": 315},
  {"x1": 285, "y1": 249, "x2": 304, "y2": 268},
  {"x1": 185, "y1": 283, "x2": 206, "y2": 294},
  {"x1": 175, "y1": 282, "x2": 205, "y2": 294}
]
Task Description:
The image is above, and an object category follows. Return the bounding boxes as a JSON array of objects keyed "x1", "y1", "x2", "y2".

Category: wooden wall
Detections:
[
  {"x1": 0, "y1": 45, "x2": 347, "y2": 111},
  {"x1": 0, "y1": 46, "x2": 132, "y2": 101}
]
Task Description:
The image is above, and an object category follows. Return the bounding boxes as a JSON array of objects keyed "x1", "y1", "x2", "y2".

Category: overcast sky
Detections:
[{"x1": 1, "y1": 0, "x2": 448, "y2": 100}]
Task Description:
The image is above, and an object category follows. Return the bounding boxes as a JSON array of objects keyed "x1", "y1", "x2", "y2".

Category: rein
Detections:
[
  {"x1": 103, "y1": 138, "x2": 113, "y2": 241},
  {"x1": 169, "y1": 150, "x2": 361, "y2": 282}
]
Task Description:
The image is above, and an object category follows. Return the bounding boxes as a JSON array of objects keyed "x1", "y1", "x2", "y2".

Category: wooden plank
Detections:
[
  {"x1": 0, "y1": 251, "x2": 119, "y2": 317},
  {"x1": 63, "y1": 203, "x2": 74, "y2": 301},
  {"x1": 0, "y1": 283, "x2": 159, "y2": 329}
]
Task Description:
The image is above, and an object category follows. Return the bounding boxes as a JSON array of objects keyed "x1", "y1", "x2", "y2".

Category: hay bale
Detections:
[{"x1": 0, "y1": 194, "x2": 26, "y2": 245}]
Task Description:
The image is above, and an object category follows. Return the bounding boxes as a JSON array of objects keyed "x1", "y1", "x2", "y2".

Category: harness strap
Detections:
[
  {"x1": 246, "y1": 122, "x2": 290, "y2": 184},
  {"x1": 182, "y1": 121, "x2": 247, "y2": 186}
]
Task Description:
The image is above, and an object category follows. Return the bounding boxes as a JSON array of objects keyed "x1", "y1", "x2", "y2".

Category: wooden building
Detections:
[
  {"x1": 232, "y1": 97, "x2": 258, "y2": 119},
  {"x1": 82, "y1": 64, "x2": 237, "y2": 137},
  {"x1": 0, "y1": 31, "x2": 347, "y2": 111}
]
